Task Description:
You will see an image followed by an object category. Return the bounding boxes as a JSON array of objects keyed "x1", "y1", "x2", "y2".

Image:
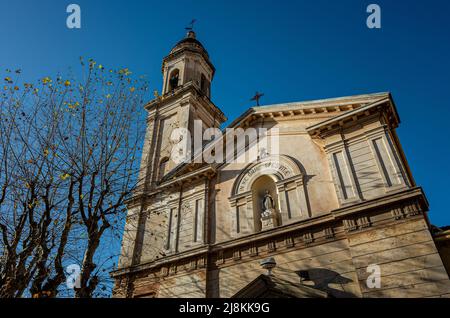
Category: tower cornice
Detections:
[{"x1": 144, "y1": 82, "x2": 226, "y2": 123}]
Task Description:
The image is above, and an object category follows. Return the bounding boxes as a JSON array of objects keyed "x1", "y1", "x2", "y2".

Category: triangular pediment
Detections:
[
  {"x1": 232, "y1": 274, "x2": 329, "y2": 298},
  {"x1": 158, "y1": 92, "x2": 393, "y2": 185}
]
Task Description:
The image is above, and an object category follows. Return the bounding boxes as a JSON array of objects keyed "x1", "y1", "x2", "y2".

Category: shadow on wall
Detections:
[
  {"x1": 303, "y1": 268, "x2": 357, "y2": 298},
  {"x1": 207, "y1": 266, "x2": 358, "y2": 298}
]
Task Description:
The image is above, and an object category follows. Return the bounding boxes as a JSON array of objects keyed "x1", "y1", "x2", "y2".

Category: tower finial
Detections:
[{"x1": 185, "y1": 19, "x2": 197, "y2": 33}]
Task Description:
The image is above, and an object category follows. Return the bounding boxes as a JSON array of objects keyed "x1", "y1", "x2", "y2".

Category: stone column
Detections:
[
  {"x1": 326, "y1": 140, "x2": 361, "y2": 205},
  {"x1": 230, "y1": 200, "x2": 239, "y2": 237},
  {"x1": 244, "y1": 193, "x2": 254, "y2": 234},
  {"x1": 295, "y1": 178, "x2": 310, "y2": 218},
  {"x1": 276, "y1": 182, "x2": 290, "y2": 224}
]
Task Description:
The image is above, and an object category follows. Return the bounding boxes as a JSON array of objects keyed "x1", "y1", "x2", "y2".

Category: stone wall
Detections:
[
  {"x1": 348, "y1": 217, "x2": 450, "y2": 297},
  {"x1": 113, "y1": 199, "x2": 450, "y2": 298},
  {"x1": 435, "y1": 234, "x2": 450, "y2": 278},
  {"x1": 210, "y1": 239, "x2": 361, "y2": 298}
]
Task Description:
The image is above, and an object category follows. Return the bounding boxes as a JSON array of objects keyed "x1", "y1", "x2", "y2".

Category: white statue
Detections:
[{"x1": 261, "y1": 190, "x2": 274, "y2": 217}]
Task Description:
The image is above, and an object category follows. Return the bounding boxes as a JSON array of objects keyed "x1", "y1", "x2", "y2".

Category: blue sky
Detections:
[{"x1": 1, "y1": 0, "x2": 450, "y2": 226}]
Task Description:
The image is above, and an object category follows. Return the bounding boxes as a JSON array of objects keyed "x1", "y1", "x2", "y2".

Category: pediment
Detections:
[
  {"x1": 228, "y1": 92, "x2": 391, "y2": 129},
  {"x1": 232, "y1": 274, "x2": 329, "y2": 298},
  {"x1": 158, "y1": 92, "x2": 393, "y2": 185}
]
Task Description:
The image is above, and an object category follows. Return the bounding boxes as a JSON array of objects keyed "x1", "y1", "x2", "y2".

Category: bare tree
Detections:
[{"x1": 0, "y1": 60, "x2": 147, "y2": 298}]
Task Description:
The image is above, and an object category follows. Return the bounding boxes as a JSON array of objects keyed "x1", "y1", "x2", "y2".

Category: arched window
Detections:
[
  {"x1": 168, "y1": 69, "x2": 179, "y2": 91},
  {"x1": 200, "y1": 73, "x2": 210, "y2": 96}
]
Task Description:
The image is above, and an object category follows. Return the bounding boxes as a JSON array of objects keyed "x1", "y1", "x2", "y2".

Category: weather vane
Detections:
[
  {"x1": 251, "y1": 91, "x2": 264, "y2": 106},
  {"x1": 185, "y1": 19, "x2": 197, "y2": 31}
]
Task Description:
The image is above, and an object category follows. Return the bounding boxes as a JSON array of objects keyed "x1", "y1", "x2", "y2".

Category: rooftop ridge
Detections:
[{"x1": 251, "y1": 91, "x2": 390, "y2": 111}]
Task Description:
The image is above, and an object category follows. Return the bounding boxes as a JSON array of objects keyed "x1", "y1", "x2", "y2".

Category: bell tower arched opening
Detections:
[{"x1": 168, "y1": 69, "x2": 180, "y2": 92}]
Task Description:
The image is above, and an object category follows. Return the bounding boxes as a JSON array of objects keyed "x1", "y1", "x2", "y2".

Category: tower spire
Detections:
[
  {"x1": 185, "y1": 19, "x2": 197, "y2": 39},
  {"x1": 185, "y1": 19, "x2": 197, "y2": 32},
  {"x1": 162, "y1": 24, "x2": 215, "y2": 97}
]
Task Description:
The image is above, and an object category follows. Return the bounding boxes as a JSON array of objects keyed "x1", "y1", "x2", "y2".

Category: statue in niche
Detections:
[{"x1": 261, "y1": 190, "x2": 275, "y2": 218}]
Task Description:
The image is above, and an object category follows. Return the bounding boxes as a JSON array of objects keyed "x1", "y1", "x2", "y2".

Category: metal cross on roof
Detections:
[
  {"x1": 251, "y1": 91, "x2": 264, "y2": 106},
  {"x1": 185, "y1": 19, "x2": 197, "y2": 31}
]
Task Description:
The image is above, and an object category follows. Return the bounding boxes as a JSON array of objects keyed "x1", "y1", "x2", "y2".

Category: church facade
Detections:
[{"x1": 111, "y1": 31, "x2": 450, "y2": 298}]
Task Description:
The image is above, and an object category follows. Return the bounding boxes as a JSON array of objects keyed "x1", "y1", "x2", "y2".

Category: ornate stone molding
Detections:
[
  {"x1": 306, "y1": 97, "x2": 398, "y2": 139},
  {"x1": 404, "y1": 199, "x2": 421, "y2": 217},
  {"x1": 343, "y1": 219, "x2": 358, "y2": 232},
  {"x1": 357, "y1": 216, "x2": 371, "y2": 229},
  {"x1": 249, "y1": 245, "x2": 258, "y2": 257},
  {"x1": 391, "y1": 206, "x2": 405, "y2": 220},
  {"x1": 267, "y1": 241, "x2": 277, "y2": 252},
  {"x1": 302, "y1": 232, "x2": 314, "y2": 245},
  {"x1": 231, "y1": 155, "x2": 303, "y2": 196},
  {"x1": 324, "y1": 227, "x2": 335, "y2": 239},
  {"x1": 217, "y1": 250, "x2": 225, "y2": 265},
  {"x1": 332, "y1": 187, "x2": 427, "y2": 220},
  {"x1": 113, "y1": 189, "x2": 429, "y2": 283},
  {"x1": 285, "y1": 236, "x2": 295, "y2": 248},
  {"x1": 229, "y1": 155, "x2": 310, "y2": 236},
  {"x1": 197, "y1": 256, "x2": 206, "y2": 268},
  {"x1": 169, "y1": 264, "x2": 177, "y2": 275},
  {"x1": 343, "y1": 216, "x2": 371, "y2": 232}
]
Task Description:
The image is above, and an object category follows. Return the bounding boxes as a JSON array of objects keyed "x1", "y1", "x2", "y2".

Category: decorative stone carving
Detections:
[
  {"x1": 249, "y1": 245, "x2": 258, "y2": 257},
  {"x1": 228, "y1": 155, "x2": 310, "y2": 236},
  {"x1": 324, "y1": 227, "x2": 335, "y2": 239},
  {"x1": 232, "y1": 155, "x2": 302, "y2": 195},
  {"x1": 344, "y1": 216, "x2": 371, "y2": 232},
  {"x1": 302, "y1": 232, "x2": 314, "y2": 245},
  {"x1": 391, "y1": 206, "x2": 405, "y2": 220},
  {"x1": 285, "y1": 236, "x2": 295, "y2": 248},
  {"x1": 405, "y1": 200, "x2": 421, "y2": 216},
  {"x1": 169, "y1": 264, "x2": 177, "y2": 275},
  {"x1": 189, "y1": 259, "x2": 197, "y2": 271},
  {"x1": 343, "y1": 219, "x2": 358, "y2": 232},
  {"x1": 259, "y1": 190, "x2": 277, "y2": 230},
  {"x1": 267, "y1": 241, "x2": 276, "y2": 252},
  {"x1": 217, "y1": 250, "x2": 225, "y2": 265},
  {"x1": 261, "y1": 214, "x2": 277, "y2": 230},
  {"x1": 391, "y1": 200, "x2": 421, "y2": 220},
  {"x1": 197, "y1": 256, "x2": 206, "y2": 268},
  {"x1": 232, "y1": 250, "x2": 241, "y2": 261},
  {"x1": 237, "y1": 160, "x2": 295, "y2": 193},
  {"x1": 357, "y1": 216, "x2": 371, "y2": 229}
]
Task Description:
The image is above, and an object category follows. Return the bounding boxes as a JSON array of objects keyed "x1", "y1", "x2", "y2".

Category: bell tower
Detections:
[
  {"x1": 162, "y1": 30, "x2": 214, "y2": 98},
  {"x1": 139, "y1": 30, "x2": 226, "y2": 189}
]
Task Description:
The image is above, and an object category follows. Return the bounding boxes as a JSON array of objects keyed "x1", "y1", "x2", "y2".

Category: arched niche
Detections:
[
  {"x1": 251, "y1": 175, "x2": 279, "y2": 232},
  {"x1": 229, "y1": 155, "x2": 310, "y2": 237},
  {"x1": 168, "y1": 69, "x2": 180, "y2": 91}
]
